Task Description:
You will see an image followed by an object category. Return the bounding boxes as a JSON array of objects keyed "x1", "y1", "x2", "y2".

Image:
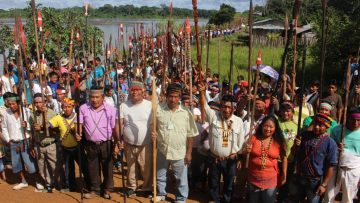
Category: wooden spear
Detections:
[
  {"x1": 31, "y1": 0, "x2": 49, "y2": 137},
  {"x1": 247, "y1": 0, "x2": 254, "y2": 121},
  {"x1": 186, "y1": 17, "x2": 193, "y2": 111},
  {"x1": 292, "y1": 36, "x2": 307, "y2": 175},
  {"x1": 246, "y1": 51, "x2": 262, "y2": 168},
  {"x1": 283, "y1": 14, "x2": 289, "y2": 101},
  {"x1": 229, "y1": 42, "x2": 234, "y2": 91},
  {"x1": 291, "y1": 15, "x2": 299, "y2": 101},
  {"x1": 192, "y1": 0, "x2": 205, "y2": 123},
  {"x1": 217, "y1": 38, "x2": 220, "y2": 75},
  {"x1": 319, "y1": 0, "x2": 328, "y2": 99},
  {"x1": 151, "y1": 75, "x2": 157, "y2": 203},
  {"x1": 67, "y1": 28, "x2": 74, "y2": 98},
  {"x1": 14, "y1": 17, "x2": 28, "y2": 148},
  {"x1": 335, "y1": 58, "x2": 351, "y2": 186},
  {"x1": 272, "y1": 0, "x2": 302, "y2": 100},
  {"x1": 205, "y1": 24, "x2": 211, "y2": 77}
]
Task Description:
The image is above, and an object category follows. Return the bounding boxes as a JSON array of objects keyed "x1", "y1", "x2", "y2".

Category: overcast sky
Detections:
[{"x1": 0, "y1": 0, "x2": 265, "y2": 12}]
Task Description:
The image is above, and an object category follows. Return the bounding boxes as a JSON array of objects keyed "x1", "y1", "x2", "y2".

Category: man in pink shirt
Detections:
[{"x1": 76, "y1": 86, "x2": 119, "y2": 199}]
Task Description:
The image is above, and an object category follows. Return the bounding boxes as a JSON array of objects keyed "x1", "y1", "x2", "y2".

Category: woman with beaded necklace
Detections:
[{"x1": 246, "y1": 115, "x2": 287, "y2": 203}]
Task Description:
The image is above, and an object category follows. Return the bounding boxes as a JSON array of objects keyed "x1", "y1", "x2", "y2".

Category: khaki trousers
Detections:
[
  {"x1": 124, "y1": 143, "x2": 152, "y2": 191},
  {"x1": 36, "y1": 143, "x2": 57, "y2": 186}
]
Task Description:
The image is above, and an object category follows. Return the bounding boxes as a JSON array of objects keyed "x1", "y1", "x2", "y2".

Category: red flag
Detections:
[
  {"x1": 37, "y1": 10, "x2": 43, "y2": 31},
  {"x1": 185, "y1": 17, "x2": 191, "y2": 35},
  {"x1": 74, "y1": 71, "x2": 80, "y2": 90},
  {"x1": 157, "y1": 36, "x2": 161, "y2": 48},
  {"x1": 178, "y1": 26, "x2": 183, "y2": 38},
  {"x1": 19, "y1": 18, "x2": 26, "y2": 48},
  {"x1": 256, "y1": 51, "x2": 262, "y2": 65},
  {"x1": 170, "y1": 1, "x2": 173, "y2": 17},
  {"x1": 45, "y1": 30, "x2": 50, "y2": 39}
]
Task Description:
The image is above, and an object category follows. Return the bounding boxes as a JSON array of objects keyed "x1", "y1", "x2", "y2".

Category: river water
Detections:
[{"x1": 0, "y1": 18, "x2": 208, "y2": 74}]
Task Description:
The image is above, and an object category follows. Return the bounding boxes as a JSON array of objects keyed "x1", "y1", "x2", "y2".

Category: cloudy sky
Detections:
[{"x1": 0, "y1": 0, "x2": 265, "y2": 12}]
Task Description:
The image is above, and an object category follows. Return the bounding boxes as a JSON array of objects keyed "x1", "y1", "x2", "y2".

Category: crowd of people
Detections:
[{"x1": 0, "y1": 36, "x2": 359, "y2": 203}]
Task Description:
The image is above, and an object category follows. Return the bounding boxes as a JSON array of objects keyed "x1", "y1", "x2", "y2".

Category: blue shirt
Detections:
[
  {"x1": 25, "y1": 80, "x2": 32, "y2": 105},
  {"x1": 94, "y1": 66, "x2": 105, "y2": 79},
  {"x1": 48, "y1": 81, "x2": 59, "y2": 99},
  {"x1": 12, "y1": 66, "x2": 19, "y2": 85},
  {"x1": 297, "y1": 131, "x2": 338, "y2": 177}
]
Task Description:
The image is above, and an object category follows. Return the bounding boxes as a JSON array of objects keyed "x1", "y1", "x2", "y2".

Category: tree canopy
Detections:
[{"x1": 209, "y1": 4, "x2": 236, "y2": 26}]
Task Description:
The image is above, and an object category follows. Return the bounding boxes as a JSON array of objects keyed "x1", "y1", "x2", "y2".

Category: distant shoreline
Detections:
[{"x1": 0, "y1": 17, "x2": 209, "y2": 25}]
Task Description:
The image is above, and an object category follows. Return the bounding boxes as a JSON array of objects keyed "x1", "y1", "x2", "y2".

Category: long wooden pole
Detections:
[
  {"x1": 272, "y1": 0, "x2": 302, "y2": 99},
  {"x1": 115, "y1": 61, "x2": 127, "y2": 203},
  {"x1": 293, "y1": 36, "x2": 307, "y2": 175},
  {"x1": 205, "y1": 25, "x2": 211, "y2": 77},
  {"x1": 319, "y1": 0, "x2": 328, "y2": 99},
  {"x1": 185, "y1": 17, "x2": 193, "y2": 111},
  {"x1": 335, "y1": 58, "x2": 351, "y2": 186},
  {"x1": 14, "y1": 17, "x2": 28, "y2": 147},
  {"x1": 217, "y1": 38, "x2": 220, "y2": 74},
  {"x1": 291, "y1": 16, "x2": 299, "y2": 100},
  {"x1": 246, "y1": 51, "x2": 262, "y2": 168},
  {"x1": 192, "y1": 0, "x2": 205, "y2": 123},
  {"x1": 247, "y1": 0, "x2": 254, "y2": 122},
  {"x1": 283, "y1": 14, "x2": 289, "y2": 100},
  {"x1": 151, "y1": 75, "x2": 157, "y2": 202},
  {"x1": 67, "y1": 28, "x2": 74, "y2": 97},
  {"x1": 31, "y1": 0, "x2": 49, "y2": 137},
  {"x1": 229, "y1": 43, "x2": 234, "y2": 90}
]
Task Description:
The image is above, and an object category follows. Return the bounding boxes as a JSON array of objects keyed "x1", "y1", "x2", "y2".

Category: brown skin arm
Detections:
[
  {"x1": 185, "y1": 137, "x2": 194, "y2": 165},
  {"x1": 12, "y1": 85, "x2": 17, "y2": 94},
  {"x1": 281, "y1": 150, "x2": 288, "y2": 185},
  {"x1": 316, "y1": 166, "x2": 335, "y2": 196},
  {"x1": 112, "y1": 119, "x2": 120, "y2": 143},
  {"x1": 74, "y1": 123, "x2": 83, "y2": 141}
]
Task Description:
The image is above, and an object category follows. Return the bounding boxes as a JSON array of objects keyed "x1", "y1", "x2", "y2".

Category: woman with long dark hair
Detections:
[{"x1": 246, "y1": 115, "x2": 287, "y2": 203}]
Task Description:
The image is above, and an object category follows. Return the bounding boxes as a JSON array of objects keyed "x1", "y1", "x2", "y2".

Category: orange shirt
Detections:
[{"x1": 247, "y1": 135, "x2": 281, "y2": 189}]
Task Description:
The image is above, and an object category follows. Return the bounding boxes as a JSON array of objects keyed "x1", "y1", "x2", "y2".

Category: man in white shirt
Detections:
[
  {"x1": 1, "y1": 93, "x2": 36, "y2": 190},
  {"x1": 49, "y1": 87, "x2": 66, "y2": 114},
  {"x1": 0, "y1": 66, "x2": 16, "y2": 94},
  {"x1": 120, "y1": 81, "x2": 152, "y2": 197},
  {"x1": 199, "y1": 86, "x2": 245, "y2": 203}
]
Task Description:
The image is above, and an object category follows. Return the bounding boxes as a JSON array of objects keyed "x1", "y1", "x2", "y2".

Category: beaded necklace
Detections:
[
  {"x1": 220, "y1": 117, "x2": 233, "y2": 147},
  {"x1": 260, "y1": 137, "x2": 273, "y2": 170}
]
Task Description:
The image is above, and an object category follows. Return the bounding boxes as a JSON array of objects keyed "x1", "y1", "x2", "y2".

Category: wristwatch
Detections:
[{"x1": 321, "y1": 183, "x2": 327, "y2": 188}]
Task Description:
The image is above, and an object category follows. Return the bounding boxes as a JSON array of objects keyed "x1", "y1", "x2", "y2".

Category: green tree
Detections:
[
  {"x1": 0, "y1": 24, "x2": 12, "y2": 54},
  {"x1": 209, "y1": 4, "x2": 236, "y2": 25}
]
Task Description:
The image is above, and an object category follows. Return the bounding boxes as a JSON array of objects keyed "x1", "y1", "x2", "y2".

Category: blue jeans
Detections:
[
  {"x1": 208, "y1": 157, "x2": 236, "y2": 203},
  {"x1": 10, "y1": 140, "x2": 36, "y2": 174},
  {"x1": 62, "y1": 146, "x2": 78, "y2": 190},
  {"x1": 157, "y1": 152, "x2": 188, "y2": 202},
  {"x1": 288, "y1": 175, "x2": 321, "y2": 203},
  {"x1": 0, "y1": 158, "x2": 4, "y2": 172},
  {"x1": 248, "y1": 183, "x2": 277, "y2": 203},
  {"x1": 190, "y1": 149, "x2": 208, "y2": 187}
]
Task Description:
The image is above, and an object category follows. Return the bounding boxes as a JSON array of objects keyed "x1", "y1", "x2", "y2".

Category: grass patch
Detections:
[
  {"x1": 191, "y1": 32, "x2": 320, "y2": 85},
  {"x1": 191, "y1": 32, "x2": 284, "y2": 83}
]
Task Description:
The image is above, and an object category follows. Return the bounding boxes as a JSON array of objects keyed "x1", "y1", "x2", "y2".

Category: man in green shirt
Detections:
[
  {"x1": 152, "y1": 84, "x2": 198, "y2": 203},
  {"x1": 29, "y1": 93, "x2": 58, "y2": 192}
]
